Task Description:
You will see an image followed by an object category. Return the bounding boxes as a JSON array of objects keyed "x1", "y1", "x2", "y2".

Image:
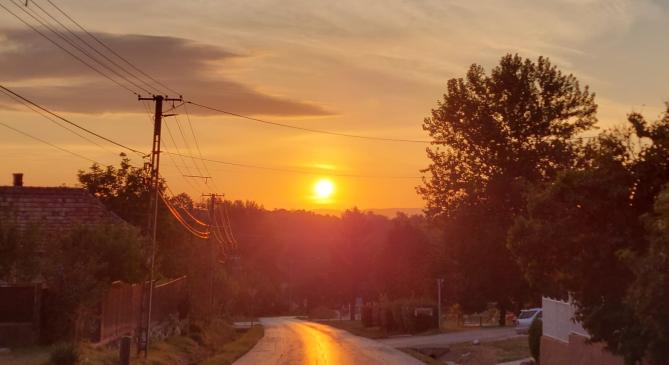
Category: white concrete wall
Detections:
[{"x1": 542, "y1": 297, "x2": 589, "y2": 342}]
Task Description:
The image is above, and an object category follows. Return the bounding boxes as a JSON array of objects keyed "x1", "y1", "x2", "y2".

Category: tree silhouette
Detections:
[{"x1": 419, "y1": 54, "x2": 596, "y2": 321}]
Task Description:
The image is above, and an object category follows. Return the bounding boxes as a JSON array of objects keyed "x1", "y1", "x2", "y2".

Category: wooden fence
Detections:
[{"x1": 98, "y1": 276, "x2": 186, "y2": 344}]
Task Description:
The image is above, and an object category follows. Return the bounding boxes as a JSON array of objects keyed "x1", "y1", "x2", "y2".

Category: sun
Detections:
[{"x1": 313, "y1": 178, "x2": 335, "y2": 201}]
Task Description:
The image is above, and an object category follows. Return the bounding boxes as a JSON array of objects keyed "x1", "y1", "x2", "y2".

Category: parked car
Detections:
[{"x1": 515, "y1": 308, "x2": 542, "y2": 334}]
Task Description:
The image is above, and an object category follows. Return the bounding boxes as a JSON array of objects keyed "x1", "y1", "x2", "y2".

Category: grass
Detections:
[
  {"x1": 0, "y1": 346, "x2": 51, "y2": 365},
  {"x1": 406, "y1": 336, "x2": 529, "y2": 365},
  {"x1": 400, "y1": 348, "x2": 445, "y2": 365},
  {"x1": 200, "y1": 325, "x2": 264, "y2": 365},
  {"x1": 2, "y1": 318, "x2": 264, "y2": 365}
]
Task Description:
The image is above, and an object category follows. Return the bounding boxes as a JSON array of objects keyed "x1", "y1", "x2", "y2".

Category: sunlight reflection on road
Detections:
[{"x1": 233, "y1": 317, "x2": 423, "y2": 365}]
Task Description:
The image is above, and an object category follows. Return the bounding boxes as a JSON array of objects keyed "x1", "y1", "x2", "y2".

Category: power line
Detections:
[
  {"x1": 160, "y1": 193, "x2": 209, "y2": 239},
  {"x1": 139, "y1": 100, "x2": 205, "y2": 195},
  {"x1": 27, "y1": 0, "x2": 161, "y2": 95},
  {"x1": 0, "y1": 85, "x2": 147, "y2": 156},
  {"x1": 172, "y1": 113, "x2": 206, "y2": 178},
  {"x1": 186, "y1": 100, "x2": 433, "y2": 144},
  {"x1": 44, "y1": 0, "x2": 181, "y2": 96},
  {"x1": 0, "y1": 88, "x2": 116, "y2": 155},
  {"x1": 163, "y1": 151, "x2": 421, "y2": 179},
  {"x1": 0, "y1": 120, "x2": 98, "y2": 163},
  {"x1": 0, "y1": 1, "x2": 141, "y2": 96},
  {"x1": 183, "y1": 103, "x2": 222, "y2": 192},
  {"x1": 9, "y1": 0, "x2": 152, "y2": 94}
]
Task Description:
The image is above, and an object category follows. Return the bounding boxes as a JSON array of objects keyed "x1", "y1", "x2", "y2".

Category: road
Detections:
[
  {"x1": 379, "y1": 327, "x2": 519, "y2": 348},
  {"x1": 233, "y1": 317, "x2": 424, "y2": 365}
]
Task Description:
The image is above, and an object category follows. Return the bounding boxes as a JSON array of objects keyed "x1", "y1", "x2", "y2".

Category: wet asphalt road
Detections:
[{"x1": 233, "y1": 317, "x2": 424, "y2": 365}]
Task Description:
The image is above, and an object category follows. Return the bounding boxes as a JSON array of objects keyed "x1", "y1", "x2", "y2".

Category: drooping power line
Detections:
[
  {"x1": 186, "y1": 100, "x2": 433, "y2": 144},
  {"x1": 0, "y1": 85, "x2": 147, "y2": 156}
]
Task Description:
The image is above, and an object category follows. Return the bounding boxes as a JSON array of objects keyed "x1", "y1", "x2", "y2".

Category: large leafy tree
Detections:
[
  {"x1": 628, "y1": 187, "x2": 669, "y2": 365},
  {"x1": 77, "y1": 154, "x2": 193, "y2": 278},
  {"x1": 509, "y1": 104, "x2": 669, "y2": 364},
  {"x1": 42, "y1": 224, "x2": 145, "y2": 341},
  {"x1": 419, "y1": 54, "x2": 597, "y2": 320}
]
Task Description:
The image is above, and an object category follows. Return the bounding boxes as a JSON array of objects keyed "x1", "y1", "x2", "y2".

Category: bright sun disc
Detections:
[{"x1": 314, "y1": 179, "x2": 334, "y2": 199}]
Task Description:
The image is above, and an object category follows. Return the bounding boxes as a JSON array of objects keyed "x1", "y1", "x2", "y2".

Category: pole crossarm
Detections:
[{"x1": 137, "y1": 94, "x2": 182, "y2": 357}]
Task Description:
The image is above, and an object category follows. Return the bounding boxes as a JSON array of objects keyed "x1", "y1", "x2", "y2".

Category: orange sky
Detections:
[{"x1": 2, "y1": 0, "x2": 669, "y2": 212}]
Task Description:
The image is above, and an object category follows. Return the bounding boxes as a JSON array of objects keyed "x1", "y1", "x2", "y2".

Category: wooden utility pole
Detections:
[
  {"x1": 203, "y1": 193, "x2": 224, "y2": 314},
  {"x1": 137, "y1": 94, "x2": 181, "y2": 357},
  {"x1": 437, "y1": 278, "x2": 444, "y2": 330}
]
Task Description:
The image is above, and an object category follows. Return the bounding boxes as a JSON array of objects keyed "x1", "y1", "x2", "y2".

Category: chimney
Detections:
[{"x1": 13, "y1": 173, "x2": 23, "y2": 187}]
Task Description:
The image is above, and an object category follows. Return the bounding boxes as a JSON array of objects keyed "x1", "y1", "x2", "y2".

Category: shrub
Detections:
[
  {"x1": 361, "y1": 305, "x2": 374, "y2": 327},
  {"x1": 308, "y1": 305, "x2": 338, "y2": 320},
  {"x1": 50, "y1": 343, "x2": 80, "y2": 365},
  {"x1": 529, "y1": 317, "x2": 542, "y2": 363}
]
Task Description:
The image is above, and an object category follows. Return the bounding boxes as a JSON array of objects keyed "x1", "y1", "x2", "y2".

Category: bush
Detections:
[
  {"x1": 50, "y1": 343, "x2": 80, "y2": 365},
  {"x1": 361, "y1": 305, "x2": 374, "y2": 327},
  {"x1": 308, "y1": 305, "x2": 338, "y2": 320},
  {"x1": 529, "y1": 317, "x2": 542, "y2": 363}
]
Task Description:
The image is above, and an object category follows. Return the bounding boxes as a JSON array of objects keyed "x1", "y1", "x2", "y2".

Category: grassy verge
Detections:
[
  {"x1": 200, "y1": 325, "x2": 264, "y2": 365},
  {"x1": 400, "y1": 348, "x2": 445, "y2": 365},
  {"x1": 1, "y1": 318, "x2": 264, "y2": 365},
  {"x1": 404, "y1": 336, "x2": 529, "y2": 365},
  {"x1": 0, "y1": 346, "x2": 51, "y2": 365}
]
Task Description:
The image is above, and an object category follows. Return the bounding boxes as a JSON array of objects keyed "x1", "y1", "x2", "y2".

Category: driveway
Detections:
[{"x1": 233, "y1": 317, "x2": 424, "y2": 365}]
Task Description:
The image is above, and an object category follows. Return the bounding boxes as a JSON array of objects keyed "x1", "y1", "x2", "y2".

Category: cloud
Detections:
[{"x1": 0, "y1": 29, "x2": 331, "y2": 116}]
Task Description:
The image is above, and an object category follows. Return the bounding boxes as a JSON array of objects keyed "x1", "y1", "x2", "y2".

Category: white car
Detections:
[{"x1": 515, "y1": 308, "x2": 542, "y2": 334}]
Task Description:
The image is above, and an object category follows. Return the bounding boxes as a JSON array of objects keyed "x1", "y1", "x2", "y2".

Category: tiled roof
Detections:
[{"x1": 0, "y1": 186, "x2": 121, "y2": 234}]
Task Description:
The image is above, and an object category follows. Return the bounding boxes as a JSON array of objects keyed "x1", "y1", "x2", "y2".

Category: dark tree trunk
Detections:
[{"x1": 499, "y1": 306, "x2": 507, "y2": 327}]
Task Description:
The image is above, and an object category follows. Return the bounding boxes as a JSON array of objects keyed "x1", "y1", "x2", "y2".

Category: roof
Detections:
[{"x1": 0, "y1": 186, "x2": 121, "y2": 234}]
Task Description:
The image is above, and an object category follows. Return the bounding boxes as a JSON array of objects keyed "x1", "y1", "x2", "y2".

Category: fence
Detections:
[
  {"x1": 542, "y1": 296, "x2": 589, "y2": 342},
  {"x1": 541, "y1": 297, "x2": 624, "y2": 365},
  {"x1": 98, "y1": 276, "x2": 186, "y2": 344}
]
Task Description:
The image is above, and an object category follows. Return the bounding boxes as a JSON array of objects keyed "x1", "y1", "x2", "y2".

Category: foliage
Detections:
[
  {"x1": 42, "y1": 224, "x2": 145, "y2": 341},
  {"x1": 77, "y1": 155, "x2": 196, "y2": 279},
  {"x1": 77, "y1": 153, "x2": 156, "y2": 227},
  {"x1": 200, "y1": 325, "x2": 264, "y2": 365},
  {"x1": 625, "y1": 187, "x2": 669, "y2": 365},
  {"x1": 308, "y1": 306, "x2": 338, "y2": 320},
  {"x1": 49, "y1": 343, "x2": 80, "y2": 365},
  {"x1": 419, "y1": 53, "x2": 596, "y2": 319},
  {"x1": 509, "y1": 104, "x2": 669, "y2": 364},
  {"x1": 0, "y1": 220, "x2": 41, "y2": 282},
  {"x1": 528, "y1": 317, "x2": 542, "y2": 363}
]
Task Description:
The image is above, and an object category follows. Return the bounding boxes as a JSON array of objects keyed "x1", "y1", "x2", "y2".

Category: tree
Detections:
[
  {"x1": 42, "y1": 224, "x2": 145, "y2": 341},
  {"x1": 627, "y1": 187, "x2": 669, "y2": 365},
  {"x1": 375, "y1": 214, "x2": 436, "y2": 299},
  {"x1": 77, "y1": 154, "x2": 192, "y2": 278},
  {"x1": 509, "y1": 103, "x2": 669, "y2": 364},
  {"x1": 0, "y1": 220, "x2": 41, "y2": 282},
  {"x1": 419, "y1": 54, "x2": 596, "y2": 321},
  {"x1": 77, "y1": 153, "x2": 157, "y2": 227},
  {"x1": 508, "y1": 129, "x2": 647, "y2": 362}
]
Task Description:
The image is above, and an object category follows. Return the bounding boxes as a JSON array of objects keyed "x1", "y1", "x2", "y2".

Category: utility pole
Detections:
[
  {"x1": 137, "y1": 94, "x2": 181, "y2": 357},
  {"x1": 203, "y1": 193, "x2": 224, "y2": 315},
  {"x1": 437, "y1": 278, "x2": 444, "y2": 330}
]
